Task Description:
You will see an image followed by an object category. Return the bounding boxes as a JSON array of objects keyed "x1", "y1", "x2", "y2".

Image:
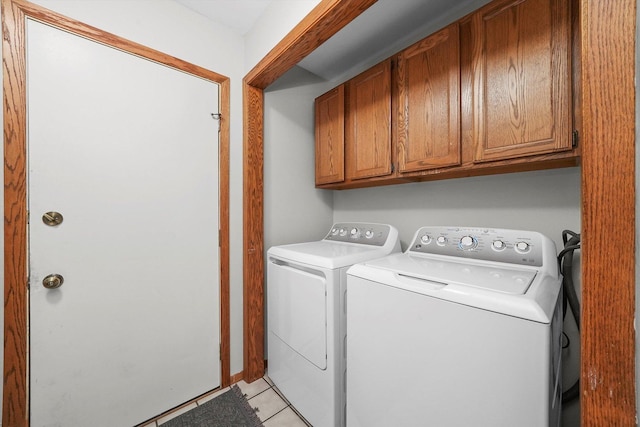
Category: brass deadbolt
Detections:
[{"x1": 42, "y1": 212, "x2": 64, "y2": 226}]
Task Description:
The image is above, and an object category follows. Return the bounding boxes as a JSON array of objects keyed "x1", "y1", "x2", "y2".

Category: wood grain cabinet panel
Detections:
[
  {"x1": 396, "y1": 23, "x2": 461, "y2": 173},
  {"x1": 346, "y1": 59, "x2": 392, "y2": 180},
  {"x1": 313, "y1": 0, "x2": 578, "y2": 189},
  {"x1": 314, "y1": 85, "x2": 345, "y2": 185},
  {"x1": 469, "y1": 0, "x2": 572, "y2": 162}
]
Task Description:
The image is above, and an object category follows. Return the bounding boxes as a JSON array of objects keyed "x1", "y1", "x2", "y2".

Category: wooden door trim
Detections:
[
  {"x1": 241, "y1": 0, "x2": 378, "y2": 382},
  {"x1": 580, "y1": 0, "x2": 636, "y2": 425},
  {"x1": 2, "y1": 1, "x2": 232, "y2": 425},
  {"x1": 243, "y1": 0, "x2": 638, "y2": 425}
]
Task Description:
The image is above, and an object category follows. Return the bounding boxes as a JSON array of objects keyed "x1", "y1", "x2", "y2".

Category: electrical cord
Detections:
[{"x1": 558, "y1": 230, "x2": 580, "y2": 403}]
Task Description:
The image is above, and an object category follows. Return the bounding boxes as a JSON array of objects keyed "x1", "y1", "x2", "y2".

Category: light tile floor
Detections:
[{"x1": 139, "y1": 375, "x2": 311, "y2": 426}]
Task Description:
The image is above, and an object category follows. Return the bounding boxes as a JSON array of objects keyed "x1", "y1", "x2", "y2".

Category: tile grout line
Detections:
[
  {"x1": 249, "y1": 379, "x2": 300, "y2": 425},
  {"x1": 248, "y1": 382, "x2": 277, "y2": 419},
  {"x1": 261, "y1": 405, "x2": 289, "y2": 423}
]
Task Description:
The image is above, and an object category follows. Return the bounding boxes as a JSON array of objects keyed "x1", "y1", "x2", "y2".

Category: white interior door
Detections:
[{"x1": 27, "y1": 20, "x2": 220, "y2": 427}]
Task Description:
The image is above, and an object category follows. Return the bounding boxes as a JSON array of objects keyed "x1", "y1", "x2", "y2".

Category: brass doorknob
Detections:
[{"x1": 42, "y1": 274, "x2": 64, "y2": 289}]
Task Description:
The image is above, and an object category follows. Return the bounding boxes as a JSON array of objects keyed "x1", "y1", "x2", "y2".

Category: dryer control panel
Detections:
[
  {"x1": 409, "y1": 226, "x2": 549, "y2": 267},
  {"x1": 325, "y1": 222, "x2": 392, "y2": 246}
]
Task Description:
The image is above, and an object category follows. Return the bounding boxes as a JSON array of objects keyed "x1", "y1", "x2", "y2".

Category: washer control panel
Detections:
[
  {"x1": 409, "y1": 226, "x2": 544, "y2": 267},
  {"x1": 325, "y1": 223, "x2": 391, "y2": 246}
]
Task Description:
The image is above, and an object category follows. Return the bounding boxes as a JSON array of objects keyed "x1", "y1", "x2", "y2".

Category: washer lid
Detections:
[
  {"x1": 364, "y1": 253, "x2": 537, "y2": 295},
  {"x1": 268, "y1": 240, "x2": 393, "y2": 269}
]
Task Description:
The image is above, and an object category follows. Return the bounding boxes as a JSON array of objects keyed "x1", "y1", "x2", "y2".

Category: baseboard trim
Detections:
[{"x1": 230, "y1": 371, "x2": 244, "y2": 385}]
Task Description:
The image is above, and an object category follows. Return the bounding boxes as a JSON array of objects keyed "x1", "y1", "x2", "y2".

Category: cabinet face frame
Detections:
[
  {"x1": 315, "y1": 85, "x2": 345, "y2": 185},
  {"x1": 396, "y1": 23, "x2": 461, "y2": 173},
  {"x1": 346, "y1": 59, "x2": 393, "y2": 180},
  {"x1": 469, "y1": 0, "x2": 572, "y2": 162}
]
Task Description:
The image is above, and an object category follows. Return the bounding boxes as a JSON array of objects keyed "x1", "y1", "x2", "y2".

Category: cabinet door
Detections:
[
  {"x1": 469, "y1": 0, "x2": 571, "y2": 162},
  {"x1": 315, "y1": 85, "x2": 345, "y2": 185},
  {"x1": 397, "y1": 23, "x2": 460, "y2": 173},
  {"x1": 346, "y1": 59, "x2": 392, "y2": 180}
]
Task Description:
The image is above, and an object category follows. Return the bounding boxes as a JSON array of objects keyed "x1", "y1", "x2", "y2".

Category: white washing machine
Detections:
[
  {"x1": 346, "y1": 226, "x2": 562, "y2": 427},
  {"x1": 267, "y1": 222, "x2": 400, "y2": 427}
]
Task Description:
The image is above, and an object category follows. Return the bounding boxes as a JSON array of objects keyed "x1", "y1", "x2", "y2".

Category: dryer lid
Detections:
[{"x1": 268, "y1": 240, "x2": 393, "y2": 269}]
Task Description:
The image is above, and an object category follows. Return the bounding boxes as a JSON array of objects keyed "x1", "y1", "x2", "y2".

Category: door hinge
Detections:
[
  {"x1": 211, "y1": 113, "x2": 222, "y2": 132},
  {"x1": 572, "y1": 130, "x2": 579, "y2": 148}
]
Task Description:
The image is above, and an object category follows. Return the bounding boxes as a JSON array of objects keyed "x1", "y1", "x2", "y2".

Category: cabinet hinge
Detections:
[
  {"x1": 572, "y1": 130, "x2": 579, "y2": 148},
  {"x1": 391, "y1": 163, "x2": 395, "y2": 173}
]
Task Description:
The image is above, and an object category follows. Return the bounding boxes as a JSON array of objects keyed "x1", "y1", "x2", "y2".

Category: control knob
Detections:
[
  {"x1": 515, "y1": 241, "x2": 530, "y2": 253},
  {"x1": 420, "y1": 234, "x2": 432, "y2": 244},
  {"x1": 364, "y1": 230, "x2": 374, "y2": 239},
  {"x1": 436, "y1": 236, "x2": 447, "y2": 246},
  {"x1": 350, "y1": 228, "x2": 360, "y2": 238},
  {"x1": 459, "y1": 235, "x2": 477, "y2": 250},
  {"x1": 492, "y1": 240, "x2": 506, "y2": 251}
]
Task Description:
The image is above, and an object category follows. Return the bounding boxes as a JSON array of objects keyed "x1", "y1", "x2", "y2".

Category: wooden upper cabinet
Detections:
[
  {"x1": 468, "y1": 0, "x2": 571, "y2": 162},
  {"x1": 396, "y1": 23, "x2": 461, "y2": 173},
  {"x1": 346, "y1": 59, "x2": 392, "y2": 180},
  {"x1": 315, "y1": 85, "x2": 345, "y2": 185},
  {"x1": 314, "y1": 0, "x2": 578, "y2": 189}
]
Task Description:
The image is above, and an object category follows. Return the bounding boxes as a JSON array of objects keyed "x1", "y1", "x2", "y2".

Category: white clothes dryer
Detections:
[
  {"x1": 267, "y1": 223, "x2": 400, "y2": 427},
  {"x1": 346, "y1": 226, "x2": 562, "y2": 427}
]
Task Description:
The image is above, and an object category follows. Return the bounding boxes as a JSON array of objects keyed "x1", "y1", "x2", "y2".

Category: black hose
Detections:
[
  {"x1": 561, "y1": 234, "x2": 581, "y2": 330},
  {"x1": 559, "y1": 230, "x2": 580, "y2": 404}
]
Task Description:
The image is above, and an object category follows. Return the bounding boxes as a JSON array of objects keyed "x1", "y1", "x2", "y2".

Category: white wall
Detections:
[
  {"x1": 264, "y1": 66, "x2": 334, "y2": 249},
  {"x1": 26, "y1": 0, "x2": 247, "y2": 376},
  {"x1": 244, "y1": 0, "x2": 321, "y2": 72},
  {"x1": 332, "y1": 169, "x2": 580, "y2": 252}
]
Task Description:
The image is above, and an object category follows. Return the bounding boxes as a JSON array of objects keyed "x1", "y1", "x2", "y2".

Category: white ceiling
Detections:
[
  {"x1": 174, "y1": 0, "x2": 273, "y2": 35},
  {"x1": 173, "y1": 0, "x2": 493, "y2": 82}
]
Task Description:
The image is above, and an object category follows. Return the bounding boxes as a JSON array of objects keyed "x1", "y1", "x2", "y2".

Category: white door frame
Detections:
[{"x1": 2, "y1": 1, "x2": 231, "y2": 425}]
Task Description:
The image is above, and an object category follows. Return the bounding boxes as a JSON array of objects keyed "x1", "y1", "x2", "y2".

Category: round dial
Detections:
[
  {"x1": 420, "y1": 234, "x2": 432, "y2": 244},
  {"x1": 515, "y1": 241, "x2": 530, "y2": 253},
  {"x1": 364, "y1": 230, "x2": 374, "y2": 239},
  {"x1": 339, "y1": 228, "x2": 347, "y2": 237},
  {"x1": 331, "y1": 228, "x2": 339, "y2": 235},
  {"x1": 459, "y1": 235, "x2": 477, "y2": 250},
  {"x1": 436, "y1": 236, "x2": 447, "y2": 246},
  {"x1": 350, "y1": 228, "x2": 360, "y2": 238},
  {"x1": 492, "y1": 240, "x2": 505, "y2": 251}
]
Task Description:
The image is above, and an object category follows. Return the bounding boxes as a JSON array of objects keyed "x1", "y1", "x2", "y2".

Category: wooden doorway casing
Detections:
[
  {"x1": 242, "y1": 0, "x2": 637, "y2": 426},
  {"x1": 2, "y1": 0, "x2": 232, "y2": 425}
]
